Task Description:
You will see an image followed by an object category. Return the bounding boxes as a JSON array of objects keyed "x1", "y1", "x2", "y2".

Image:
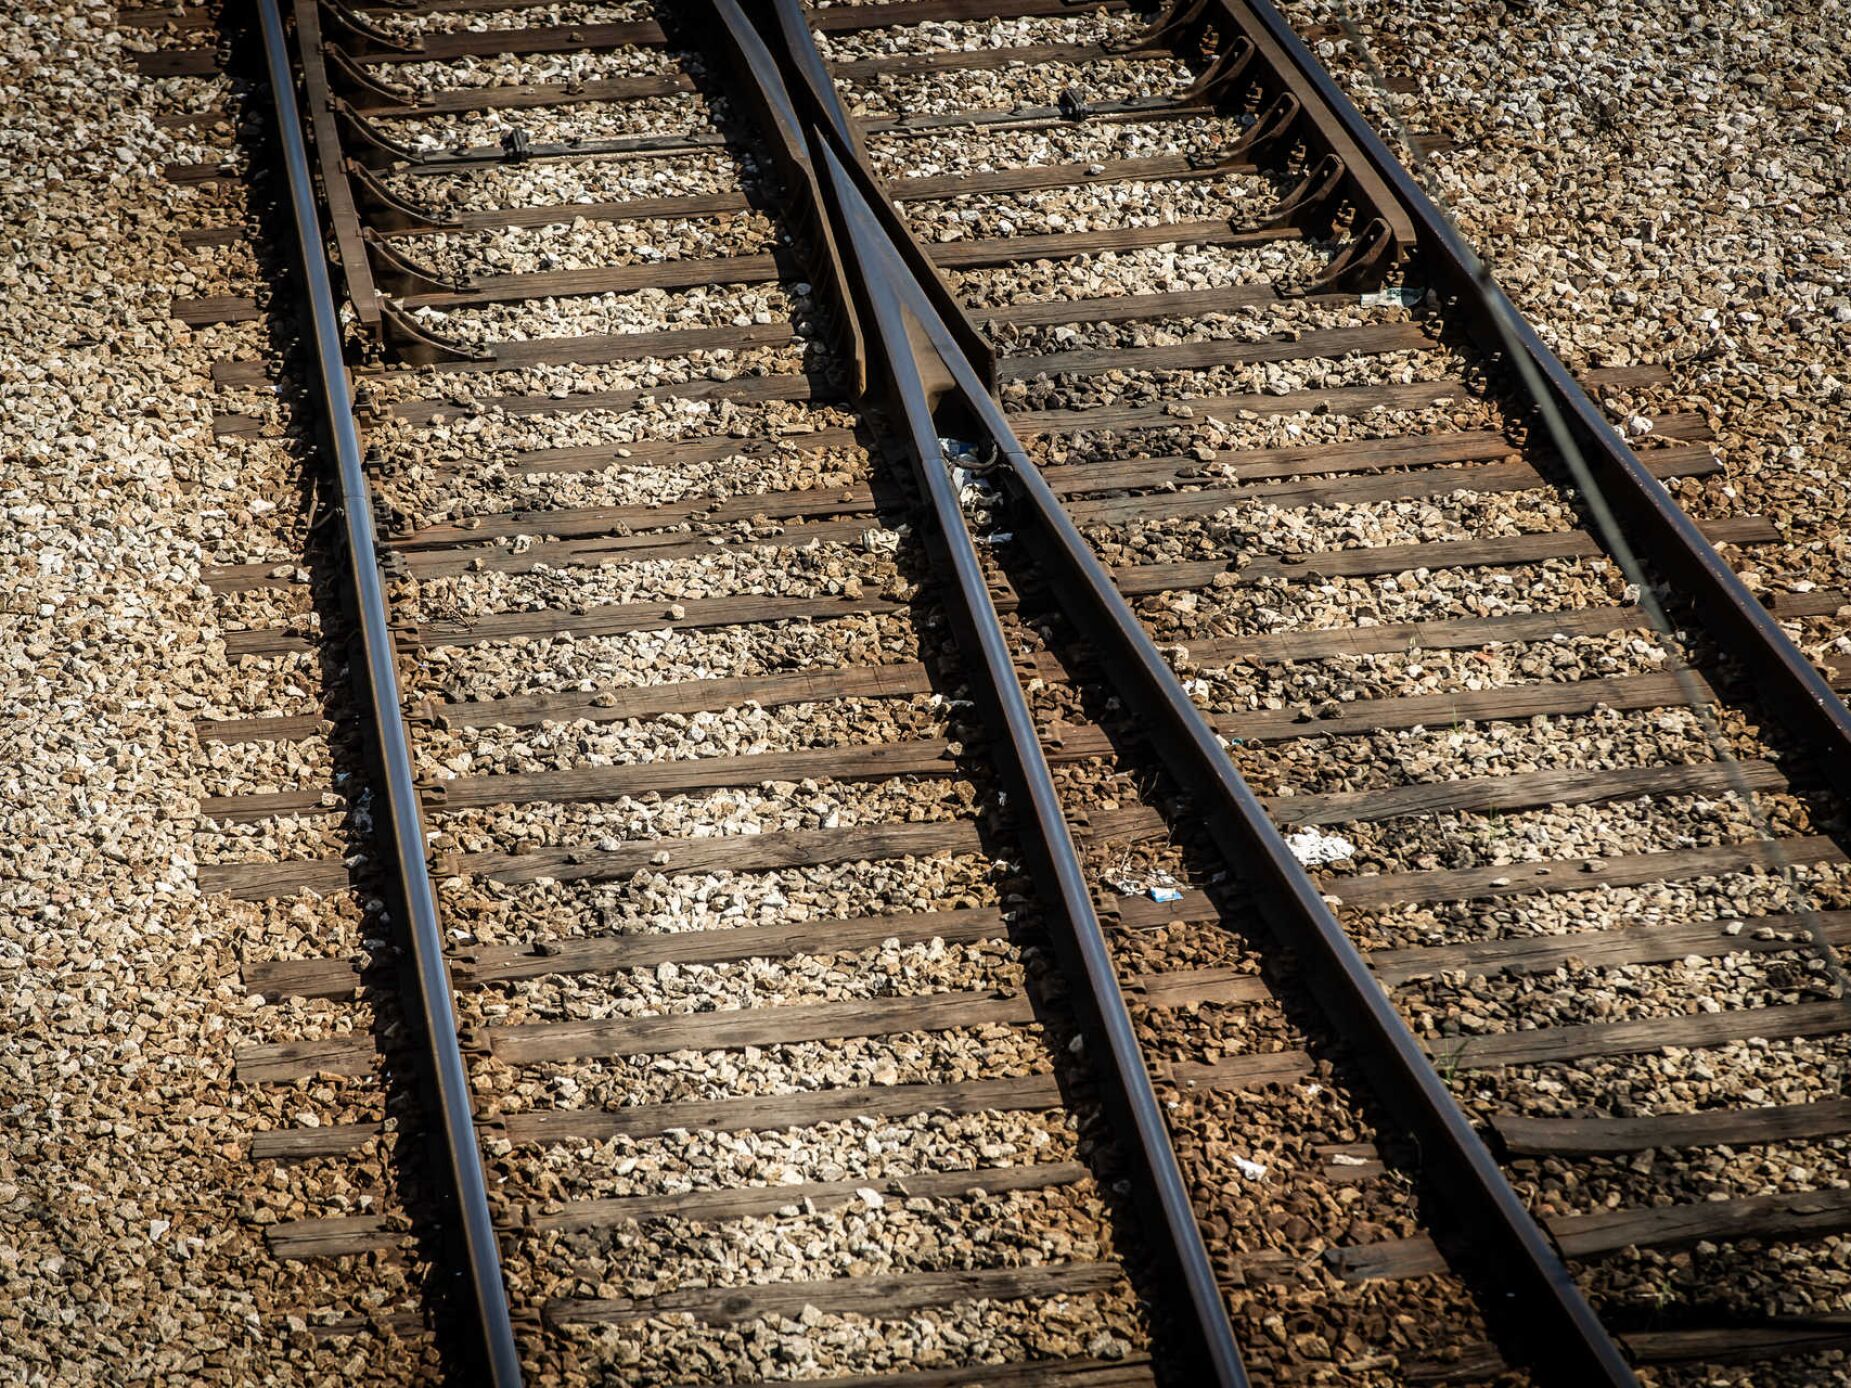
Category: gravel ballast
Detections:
[{"x1": 1, "y1": 6, "x2": 440, "y2": 1383}]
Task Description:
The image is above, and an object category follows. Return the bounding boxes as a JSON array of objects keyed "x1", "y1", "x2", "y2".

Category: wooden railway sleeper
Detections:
[{"x1": 1128, "y1": 0, "x2": 1416, "y2": 276}]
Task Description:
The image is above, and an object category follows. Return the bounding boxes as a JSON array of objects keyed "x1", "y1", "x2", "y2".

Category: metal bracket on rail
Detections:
[
  {"x1": 1225, "y1": 89, "x2": 1300, "y2": 159},
  {"x1": 1178, "y1": 32, "x2": 1255, "y2": 102},
  {"x1": 363, "y1": 229, "x2": 473, "y2": 296},
  {"x1": 329, "y1": 96, "x2": 429, "y2": 168},
  {"x1": 323, "y1": 41, "x2": 425, "y2": 110},
  {"x1": 319, "y1": 0, "x2": 422, "y2": 56},
  {"x1": 346, "y1": 161, "x2": 459, "y2": 233},
  {"x1": 1295, "y1": 214, "x2": 1399, "y2": 295},
  {"x1": 1126, "y1": 0, "x2": 1417, "y2": 290},
  {"x1": 378, "y1": 302, "x2": 493, "y2": 366},
  {"x1": 1245, "y1": 150, "x2": 1348, "y2": 233},
  {"x1": 1108, "y1": 0, "x2": 1212, "y2": 53}
]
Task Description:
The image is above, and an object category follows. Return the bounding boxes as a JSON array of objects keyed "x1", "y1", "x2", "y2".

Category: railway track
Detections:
[{"x1": 133, "y1": 0, "x2": 1851, "y2": 1383}]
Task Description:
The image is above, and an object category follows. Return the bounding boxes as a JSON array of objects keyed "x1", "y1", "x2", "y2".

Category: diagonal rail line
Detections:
[
  {"x1": 1223, "y1": 0, "x2": 1851, "y2": 791},
  {"x1": 823, "y1": 133, "x2": 1254, "y2": 1388},
  {"x1": 689, "y1": 2, "x2": 1251, "y2": 1381},
  {"x1": 1298, "y1": 0, "x2": 1851, "y2": 1010}
]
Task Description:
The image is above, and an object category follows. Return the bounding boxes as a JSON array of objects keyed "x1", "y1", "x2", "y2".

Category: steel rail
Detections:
[
  {"x1": 690, "y1": 0, "x2": 867, "y2": 393},
  {"x1": 711, "y1": 3, "x2": 1244, "y2": 1378},
  {"x1": 754, "y1": 4, "x2": 1639, "y2": 1382},
  {"x1": 760, "y1": 0, "x2": 996, "y2": 393},
  {"x1": 810, "y1": 136, "x2": 1250, "y2": 1388},
  {"x1": 882, "y1": 254, "x2": 1638, "y2": 1388},
  {"x1": 1219, "y1": 0, "x2": 1851, "y2": 798},
  {"x1": 254, "y1": 3, "x2": 525, "y2": 1382}
]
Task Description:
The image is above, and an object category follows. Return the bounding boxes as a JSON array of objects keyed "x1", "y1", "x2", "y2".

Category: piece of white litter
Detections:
[
  {"x1": 1360, "y1": 286, "x2": 1427, "y2": 309},
  {"x1": 1232, "y1": 1156, "x2": 1269, "y2": 1182},
  {"x1": 857, "y1": 1188, "x2": 885, "y2": 1210},
  {"x1": 951, "y1": 466, "x2": 993, "y2": 508},
  {"x1": 1286, "y1": 828, "x2": 1357, "y2": 866},
  {"x1": 1108, "y1": 869, "x2": 1184, "y2": 902},
  {"x1": 1329, "y1": 1152, "x2": 1371, "y2": 1167}
]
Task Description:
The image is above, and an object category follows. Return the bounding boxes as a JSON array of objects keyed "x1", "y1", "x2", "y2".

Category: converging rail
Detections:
[
  {"x1": 151, "y1": 0, "x2": 1851, "y2": 1381},
  {"x1": 751, "y1": 3, "x2": 1626, "y2": 1381}
]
